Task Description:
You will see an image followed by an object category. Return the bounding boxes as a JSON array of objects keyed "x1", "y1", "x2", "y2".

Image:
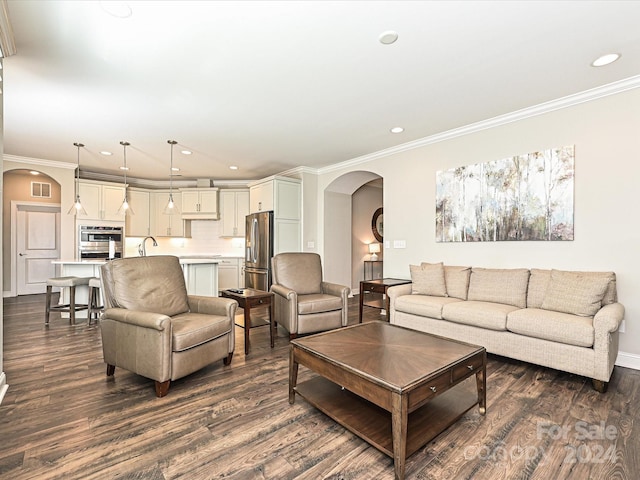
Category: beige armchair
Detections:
[
  {"x1": 270, "y1": 252, "x2": 349, "y2": 339},
  {"x1": 100, "y1": 255, "x2": 237, "y2": 397}
]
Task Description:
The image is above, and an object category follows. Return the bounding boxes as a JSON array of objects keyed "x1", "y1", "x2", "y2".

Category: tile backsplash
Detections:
[{"x1": 125, "y1": 220, "x2": 245, "y2": 257}]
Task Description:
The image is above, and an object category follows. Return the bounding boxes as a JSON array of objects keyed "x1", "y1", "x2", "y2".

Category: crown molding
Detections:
[
  {"x1": 3, "y1": 154, "x2": 77, "y2": 170},
  {"x1": 318, "y1": 75, "x2": 640, "y2": 175}
]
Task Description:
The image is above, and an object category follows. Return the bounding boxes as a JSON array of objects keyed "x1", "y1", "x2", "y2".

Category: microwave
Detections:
[{"x1": 78, "y1": 225, "x2": 123, "y2": 259}]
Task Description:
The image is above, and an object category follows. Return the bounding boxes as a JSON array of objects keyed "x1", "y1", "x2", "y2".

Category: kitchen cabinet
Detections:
[
  {"x1": 220, "y1": 189, "x2": 249, "y2": 237},
  {"x1": 249, "y1": 176, "x2": 300, "y2": 220},
  {"x1": 126, "y1": 188, "x2": 150, "y2": 237},
  {"x1": 182, "y1": 262, "x2": 219, "y2": 297},
  {"x1": 217, "y1": 257, "x2": 244, "y2": 291},
  {"x1": 249, "y1": 176, "x2": 302, "y2": 254},
  {"x1": 181, "y1": 188, "x2": 219, "y2": 219},
  {"x1": 150, "y1": 190, "x2": 185, "y2": 237},
  {"x1": 78, "y1": 180, "x2": 125, "y2": 222}
]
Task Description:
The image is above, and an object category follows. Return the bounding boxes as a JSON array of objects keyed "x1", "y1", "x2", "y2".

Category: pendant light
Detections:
[
  {"x1": 67, "y1": 142, "x2": 88, "y2": 216},
  {"x1": 164, "y1": 140, "x2": 180, "y2": 215},
  {"x1": 116, "y1": 141, "x2": 134, "y2": 215}
]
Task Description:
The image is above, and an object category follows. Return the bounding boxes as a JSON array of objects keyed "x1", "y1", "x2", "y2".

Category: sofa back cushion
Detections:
[
  {"x1": 540, "y1": 269, "x2": 616, "y2": 317},
  {"x1": 467, "y1": 268, "x2": 530, "y2": 308},
  {"x1": 410, "y1": 262, "x2": 447, "y2": 296},
  {"x1": 529, "y1": 269, "x2": 617, "y2": 309}
]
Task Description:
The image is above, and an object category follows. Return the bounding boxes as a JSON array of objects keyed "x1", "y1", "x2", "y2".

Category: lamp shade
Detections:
[{"x1": 368, "y1": 243, "x2": 380, "y2": 254}]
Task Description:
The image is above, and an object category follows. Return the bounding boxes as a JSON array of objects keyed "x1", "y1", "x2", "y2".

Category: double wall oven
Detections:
[{"x1": 78, "y1": 225, "x2": 123, "y2": 260}]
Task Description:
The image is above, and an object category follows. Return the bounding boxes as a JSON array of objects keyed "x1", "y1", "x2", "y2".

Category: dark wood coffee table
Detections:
[
  {"x1": 289, "y1": 321, "x2": 486, "y2": 480},
  {"x1": 220, "y1": 288, "x2": 274, "y2": 355}
]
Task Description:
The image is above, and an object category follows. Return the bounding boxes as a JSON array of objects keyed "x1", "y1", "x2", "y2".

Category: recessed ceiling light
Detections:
[
  {"x1": 181, "y1": 150, "x2": 192, "y2": 155},
  {"x1": 171, "y1": 167, "x2": 180, "y2": 172},
  {"x1": 379, "y1": 30, "x2": 399, "y2": 45},
  {"x1": 229, "y1": 165, "x2": 239, "y2": 170},
  {"x1": 390, "y1": 127, "x2": 404, "y2": 134},
  {"x1": 100, "y1": 151, "x2": 113, "y2": 156},
  {"x1": 119, "y1": 166, "x2": 129, "y2": 171},
  {"x1": 591, "y1": 53, "x2": 621, "y2": 67},
  {"x1": 29, "y1": 170, "x2": 39, "y2": 175}
]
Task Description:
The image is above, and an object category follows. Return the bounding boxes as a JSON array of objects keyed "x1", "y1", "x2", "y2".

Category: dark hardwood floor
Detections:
[{"x1": 1, "y1": 293, "x2": 639, "y2": 479}]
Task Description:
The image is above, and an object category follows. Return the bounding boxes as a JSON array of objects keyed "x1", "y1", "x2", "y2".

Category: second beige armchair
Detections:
[{"x1": 270, "y1": 252, "x2": 349, "y2": 339}]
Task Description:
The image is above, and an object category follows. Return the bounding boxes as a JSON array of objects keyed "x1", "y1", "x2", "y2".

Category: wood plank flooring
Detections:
[{"x1": 1, "y1": 293, "x2": 639, "y2": 479}]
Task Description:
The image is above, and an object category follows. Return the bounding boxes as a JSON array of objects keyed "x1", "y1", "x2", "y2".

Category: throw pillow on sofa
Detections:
[
  {"x1": 410, "y1": 262, "x2": 447, "y2": 296},
  {"x1": 541, "y1": 269, "x2": 615, "y2": 317}
]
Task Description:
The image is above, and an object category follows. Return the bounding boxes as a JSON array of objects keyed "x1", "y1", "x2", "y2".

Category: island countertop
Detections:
[{"x1": 53, "y1": 256, "x2": 223, "y2": 265}]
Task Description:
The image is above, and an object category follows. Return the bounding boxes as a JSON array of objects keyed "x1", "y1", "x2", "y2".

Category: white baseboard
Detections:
[
  {"x1": 0, "y1": 372, "x2": 8, "y2": 405},
  {"x1": 615, "y1": 351, "x2": 640, "y2": 370}
]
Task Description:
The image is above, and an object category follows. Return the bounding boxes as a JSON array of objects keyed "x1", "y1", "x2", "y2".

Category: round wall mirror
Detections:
[{"x1": 372, "y1": 207, "x2": 383, "y2": 242}]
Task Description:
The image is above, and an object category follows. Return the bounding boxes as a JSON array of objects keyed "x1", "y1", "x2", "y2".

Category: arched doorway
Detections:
[
  {"x1": 323, "y1": 171, "x2": 383, "y2": 293},
  {"x1": 3, "y1": 169, "x2": 61, "y2": 296}
]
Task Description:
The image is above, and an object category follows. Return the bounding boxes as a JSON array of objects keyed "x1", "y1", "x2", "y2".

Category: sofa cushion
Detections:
[
  {"x1": 442, "y1": 300, "x2": 519, "y2": 331},
  {"x1": 395, "y1": 294, "x2": 462, "y2": 319},
  {"x1": 467, "y1": 268, "x2": 530, "y2": 308},
  {"x1": 427, "y1": 264, "x2": 471, "y2": 300},
  {"x1": 527, "y1": 269, "x2": 551, "y2": 308},
  {"x1": 171, "y1": 312, "x2": 232, "y2": 352},
  {"x1": 507, "y1": 308, "x2": 594, "y2": 348},
  {"x1": 410, "y1": 263, "x2": 447, "y2": 296},
  {"x1": 297, "y1": 294, "x2": 343, "y2": 315},
  {"x1": 529, "y1": 269, "x2": 618, "y2": 309},
  {"x1": 541, "y1": 270, "x2": 615, "y2": 317}
]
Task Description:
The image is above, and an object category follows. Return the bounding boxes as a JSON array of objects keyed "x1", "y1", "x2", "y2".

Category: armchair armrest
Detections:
[
  {"x1": 271, "y1": 284, "x2": 297, "y2": 301},
  {"x1": 322, "y1": 281, "x2": 350, "y2": 298},
  {"x1": 103, "y1": 308, "x2": 171, "y2": 330},
  {"x1": 188, "y1": 295, "x2": 238, "y2": 317}
]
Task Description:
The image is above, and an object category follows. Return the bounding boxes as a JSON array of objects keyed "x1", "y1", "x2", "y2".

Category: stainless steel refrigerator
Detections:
[{"x1": 244, "y1": 211, "x2": 274, "y2": 291}]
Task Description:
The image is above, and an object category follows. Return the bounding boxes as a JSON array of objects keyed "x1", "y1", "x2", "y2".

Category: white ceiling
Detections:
[{"x1": 4, "y1": 1, "x2": 640, "y2": 182}]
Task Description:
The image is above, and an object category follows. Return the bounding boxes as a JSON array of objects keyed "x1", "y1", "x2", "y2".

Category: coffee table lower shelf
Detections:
[{"x1": 294, "y1": 375, "x2": 478, "y2": 458}]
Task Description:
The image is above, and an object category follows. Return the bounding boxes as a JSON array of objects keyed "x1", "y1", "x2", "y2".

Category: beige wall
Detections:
[
  {"x1": 2, "y1": 170, "x2": 62, "y2": 288},
  {"x1": 315, "y1": 87, "x2": 640, "y2": 361}
]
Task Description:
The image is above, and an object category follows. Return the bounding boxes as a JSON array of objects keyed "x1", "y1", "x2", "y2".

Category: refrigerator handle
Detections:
[{"x1": 252, "y1": 217, "x2": 258, "y2": 263}]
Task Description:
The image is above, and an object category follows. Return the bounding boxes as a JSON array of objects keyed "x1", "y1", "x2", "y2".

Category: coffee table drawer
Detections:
[
  {"x1": 413, "y1": 370, "x2": 452, "y2": 404},
  {"x1": 452, "y1": 352, "x2": 485, "y2": 382}
]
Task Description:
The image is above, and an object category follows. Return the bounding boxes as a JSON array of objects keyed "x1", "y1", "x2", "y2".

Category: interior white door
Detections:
[{"x1": 17, "y1": 207, "x2": 60, "y2": 295}]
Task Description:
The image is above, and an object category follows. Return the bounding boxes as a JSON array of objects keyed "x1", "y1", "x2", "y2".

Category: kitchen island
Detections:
[{"x1": 51, "y1": 256, "x2": 222, "y2": 320}]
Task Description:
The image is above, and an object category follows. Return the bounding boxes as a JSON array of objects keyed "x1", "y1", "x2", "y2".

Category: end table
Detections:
[
  {"x1": 220, "y1": 288, "x2": 275, "y2": 355},
  {"x1": 359, "y1": 278, "x2": 412, "y2": 323}
]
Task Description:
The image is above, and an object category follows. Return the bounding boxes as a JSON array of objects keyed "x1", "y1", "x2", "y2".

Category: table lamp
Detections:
[{"x1": 369, "y1": 243, "x2": 380, "y2": 261}]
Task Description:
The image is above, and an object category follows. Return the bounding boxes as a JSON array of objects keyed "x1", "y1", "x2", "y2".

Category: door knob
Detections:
[{"x1": 19, "y1": 253, "x2": 26, "y2": 256}]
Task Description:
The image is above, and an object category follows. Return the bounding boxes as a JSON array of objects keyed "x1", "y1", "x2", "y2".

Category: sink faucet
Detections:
[{"x1": 138, "y1": 236, "x2": 158, "y2": 256}]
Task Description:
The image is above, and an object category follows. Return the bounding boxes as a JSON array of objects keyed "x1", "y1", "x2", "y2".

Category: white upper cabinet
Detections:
[
  {"x1": 78, "y1": 180, "x2": 125, "y2": 222},
  {"x1": 126, "y1": 188, "x2": 150, "y2": 237},
  {"x1": 150, "y1": 190, "x2": 184, "y2": 237},
  {"x1": 249, "y1": 176, "x2": 300, "y2": 219},
  {"x1": 181, "y1": 188, "x2": 219, "y2": 219},
  {"x1": 220, "y1": 189, "x2": 249, "y2": 237}
]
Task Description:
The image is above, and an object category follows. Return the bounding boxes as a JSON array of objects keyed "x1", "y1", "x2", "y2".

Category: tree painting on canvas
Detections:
[{"x1": 436, "y1": 145, "x2": 574, "y2": 242}]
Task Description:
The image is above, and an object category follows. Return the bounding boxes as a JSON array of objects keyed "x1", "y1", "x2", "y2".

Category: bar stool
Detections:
[
  {"x1": 87, "y1": 277, "x2": 104, "y2": 324},
  {"x1": 45, "y1": 276, "x2": 91, "y2": 326}
]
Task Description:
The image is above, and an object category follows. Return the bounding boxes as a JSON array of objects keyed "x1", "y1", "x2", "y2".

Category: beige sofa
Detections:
[{"x1": 388, "y1": 263, "x2": 624, "y2": 392}]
